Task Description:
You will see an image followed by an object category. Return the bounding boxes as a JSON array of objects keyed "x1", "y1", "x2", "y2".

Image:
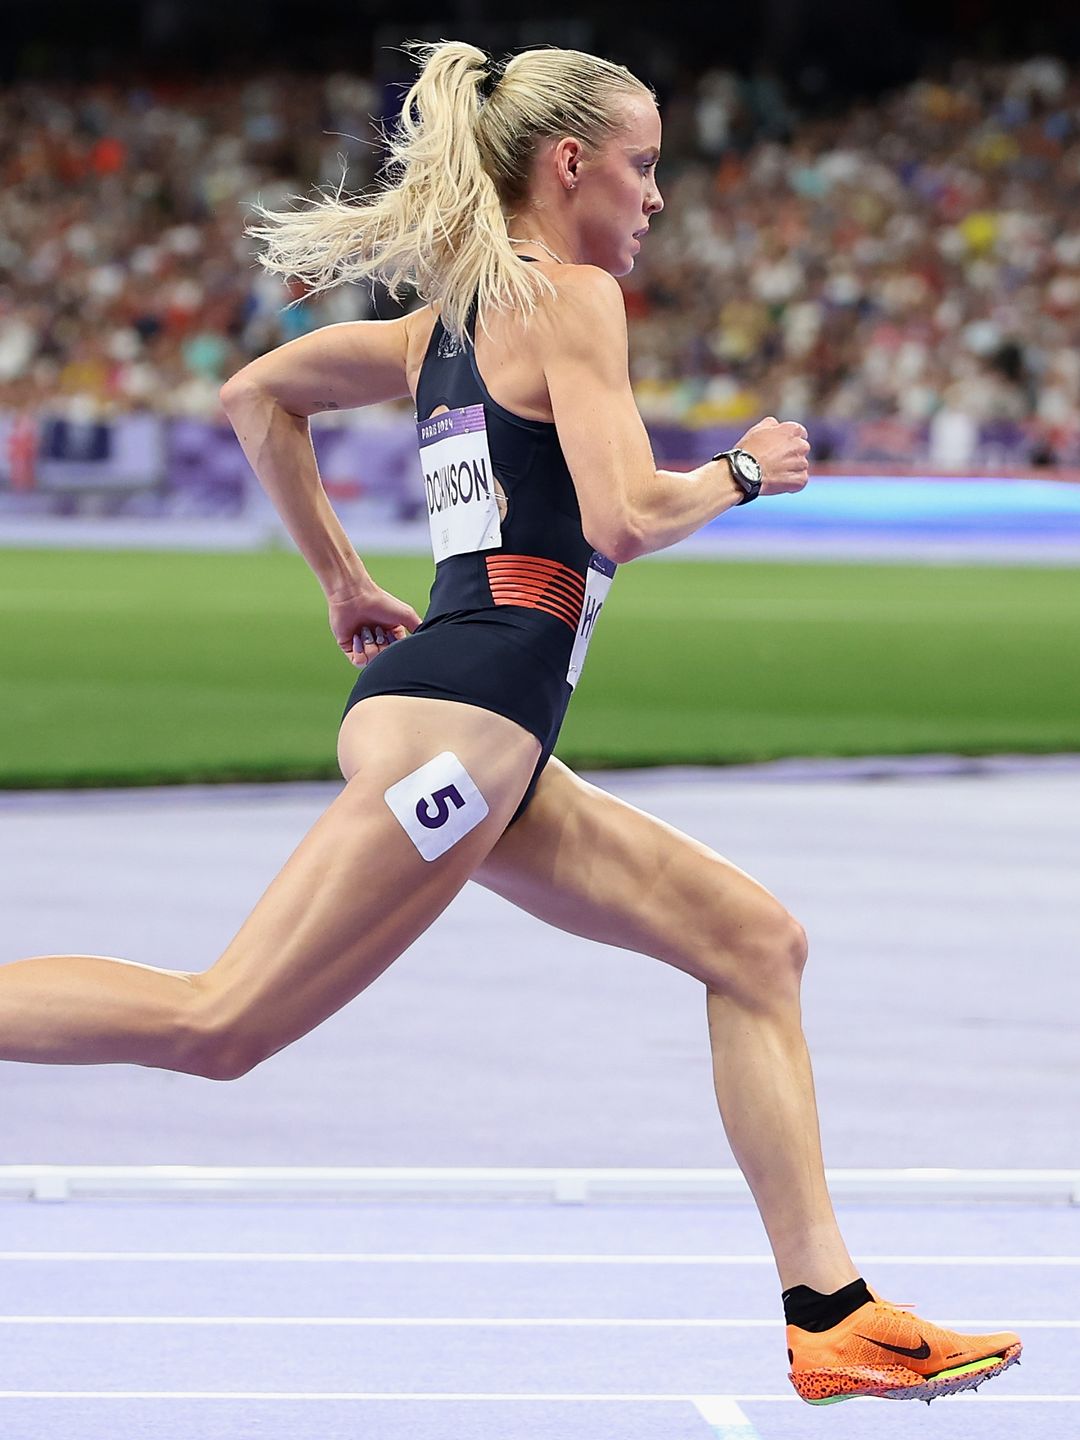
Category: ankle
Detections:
[
  {"x1": 783, "y1": 1276, "x2": 873, "y2": 1332},
  {"x1": 779, "y1": 1261, "x2": 860, "y2": 1294},
  {"x1": 773, "y1": 1228, "x2": 859, "y2": 1297}
]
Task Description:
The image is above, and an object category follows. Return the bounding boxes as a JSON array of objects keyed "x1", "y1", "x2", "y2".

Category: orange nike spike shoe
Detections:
[{"x1": 787, "y1": 1288, "x2": 1022, "y2": 1404}]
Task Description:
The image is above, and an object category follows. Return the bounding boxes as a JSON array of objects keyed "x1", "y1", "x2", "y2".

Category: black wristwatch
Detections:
[{"x1": 714, "y1": 448, "x2": 763, "y2": 505}]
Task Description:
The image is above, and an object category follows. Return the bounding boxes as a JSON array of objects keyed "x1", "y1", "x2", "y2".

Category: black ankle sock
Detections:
[{"x1": 782, "y1": 1276, "x2": 873, "y2": 1332}]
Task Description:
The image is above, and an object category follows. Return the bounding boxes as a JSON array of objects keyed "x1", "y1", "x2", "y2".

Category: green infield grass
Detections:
[{"x1": 2, "y1": 546, "x2": 1078, "y2": 786}]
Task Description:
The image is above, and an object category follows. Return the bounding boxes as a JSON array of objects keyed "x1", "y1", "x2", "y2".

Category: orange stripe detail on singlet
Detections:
[
  {"x1": 486, "y1": 555, "x2": 586, "y2": 632},
  {"x1": 489, "y1": 556, "x2": 585, "y2": 580},
  {"x1": 489, "y1": 576, "x2": 584, "y2": 610},
  {"x1": 488, "y1": 578, "x2": 583, "y2": 617},
  {"x1": 487, "y1": 555, "x2": 586, "y2": 592}
]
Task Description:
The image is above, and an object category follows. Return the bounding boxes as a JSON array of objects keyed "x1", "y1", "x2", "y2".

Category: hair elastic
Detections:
[{"x1": 477, "y1": 58, "x2": 504, "y2": 101}]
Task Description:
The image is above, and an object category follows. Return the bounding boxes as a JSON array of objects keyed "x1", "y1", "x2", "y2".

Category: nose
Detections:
[{"x1": 647, "y1": 180, "x2": 664, "y2": 215}]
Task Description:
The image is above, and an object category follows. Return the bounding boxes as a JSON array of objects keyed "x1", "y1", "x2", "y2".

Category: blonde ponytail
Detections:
[{"x1": 246, "y1": 39, "x2": 651, "y2": 340}]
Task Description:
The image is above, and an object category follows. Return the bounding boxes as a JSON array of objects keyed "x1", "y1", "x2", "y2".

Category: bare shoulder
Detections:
[
  {"x1": 530, "y1": 264, "x2": 627, "y2": 359},
  {"x1": 403, "y1": 303, "x2": 439, "y2": 393},
  {"x1": 404, "y1": 302, "x2": 438, "y2": 356},
  {"x1": 540, "y1": 263, "x2": 625, "y2": 315}
]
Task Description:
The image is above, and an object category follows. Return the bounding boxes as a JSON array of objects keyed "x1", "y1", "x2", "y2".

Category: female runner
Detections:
[{"x1": 4, "y1": 40, "x2": 1020, "y2": 1405}]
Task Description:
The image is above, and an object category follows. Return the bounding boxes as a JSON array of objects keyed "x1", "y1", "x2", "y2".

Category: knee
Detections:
[{"x1": 703, "y1": 907, "x2": 809, "y2": 1008}]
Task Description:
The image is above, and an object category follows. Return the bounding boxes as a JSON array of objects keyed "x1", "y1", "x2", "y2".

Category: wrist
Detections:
[
  {"x1": 710, "y1": 456, "x2": 745, "y2": 510},
  {"x1": 714, "y1": 448, "x2": 763, "y2": 505},
  {"x1": 323, "y1": 561, "x2": 373, "y2": 603}
]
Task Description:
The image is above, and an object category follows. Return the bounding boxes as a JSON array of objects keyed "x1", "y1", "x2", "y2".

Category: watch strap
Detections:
[{"x1": 714, "y1": 449, "x2": 762, "y2": 505}]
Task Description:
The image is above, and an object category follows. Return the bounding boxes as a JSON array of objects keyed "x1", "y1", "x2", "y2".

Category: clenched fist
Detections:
[
  {"x1": 736, "y1": 416, "x2": 811, "y2": 497},
  {"x1": 327, "y1": 578, "x2": 422, "y2": 669}
]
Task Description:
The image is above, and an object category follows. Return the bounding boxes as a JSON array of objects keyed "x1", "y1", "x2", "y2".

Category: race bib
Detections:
[
  {"x1": 418, "y1": 405, "x2": 502, "y2": 563},
  {"x1": 566, "y1": 552, "x2": 617, "y2": 689},
  {"x1": 384, "y1": 751, "x2": 489, "y2": 862}
]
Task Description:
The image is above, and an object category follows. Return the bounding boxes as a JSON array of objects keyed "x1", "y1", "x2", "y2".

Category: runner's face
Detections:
[{"x1": 578, "y1": 93, "x2": 663, "y2": 276}]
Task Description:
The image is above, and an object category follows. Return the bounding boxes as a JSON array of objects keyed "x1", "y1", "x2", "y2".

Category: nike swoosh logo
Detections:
[{"x1": 856, "y1": 1334, "x2": 932, "y2": 1360}]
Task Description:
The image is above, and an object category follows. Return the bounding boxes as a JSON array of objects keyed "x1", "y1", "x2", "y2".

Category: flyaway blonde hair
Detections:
[{"x1": 247, "y1": 40, "x2": 653, "y2": 340}]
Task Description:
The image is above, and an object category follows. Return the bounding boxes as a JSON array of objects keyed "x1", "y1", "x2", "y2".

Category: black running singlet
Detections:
[
  {"x1": 416, "y1": 265, "x2": 616, "y2": 685},
  {"x1": 343, "y1": 259, "x2": 617, "y2": 823}
]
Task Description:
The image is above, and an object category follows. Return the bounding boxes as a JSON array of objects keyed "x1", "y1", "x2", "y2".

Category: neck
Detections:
[
  {"x1": 506, "y1": 210, "x2": 577, "y2": 264},
  {"x1": 510, "y1": 237, "x2": 565, "y2": 265}
]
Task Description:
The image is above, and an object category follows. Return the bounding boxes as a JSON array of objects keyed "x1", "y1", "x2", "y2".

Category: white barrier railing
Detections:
[{"x1": 0, "y1": 1165, "x2": 1076, "y2": 1204}]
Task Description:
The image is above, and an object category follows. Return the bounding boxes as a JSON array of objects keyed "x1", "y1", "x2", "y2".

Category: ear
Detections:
[{"x1": 553, "y1": 136, "x2": 585, "y2": 191}]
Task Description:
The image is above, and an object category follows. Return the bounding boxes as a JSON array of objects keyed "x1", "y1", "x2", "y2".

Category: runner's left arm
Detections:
[
  {"x1": 220, "y1": 316, "x2": 422, "y2": 668},
  {"x1": 219, "y1": 316, "x2": 412, "y2": 601}
]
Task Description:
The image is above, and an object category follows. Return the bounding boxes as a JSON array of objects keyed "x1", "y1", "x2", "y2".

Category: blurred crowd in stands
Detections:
[{"x1": 2, "y1": 56, "x2": 1080, "y2": 465}]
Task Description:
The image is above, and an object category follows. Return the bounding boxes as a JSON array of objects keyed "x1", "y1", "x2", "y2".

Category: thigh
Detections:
[
  {"x1": 473, "y1": 756, "x2": 794, "y2": 986},
  {"x1": 195, "y1": 696, "x2": 541, "y2": 1063}
]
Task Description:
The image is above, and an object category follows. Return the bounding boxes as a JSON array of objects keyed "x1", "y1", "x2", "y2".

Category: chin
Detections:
[{"x1": 583, "y1": 229, "x2": 638, "y2": 276}]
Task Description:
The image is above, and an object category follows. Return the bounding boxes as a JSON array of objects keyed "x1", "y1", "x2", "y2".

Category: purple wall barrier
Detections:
[
  {"x1": 0, "y1": 410, "x2": 1066, "y2": 521},
  {"x1": 0, "y1": 412, "x2": 426, "y2": 520}
]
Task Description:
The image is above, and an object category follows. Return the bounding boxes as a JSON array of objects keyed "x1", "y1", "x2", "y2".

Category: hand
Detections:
[
  {"x1": 327, "y1": 580, "x2": 422, "y2": 668},
  {"x1": 736, "y1": 416, "x2": 810, "y2": 497}
]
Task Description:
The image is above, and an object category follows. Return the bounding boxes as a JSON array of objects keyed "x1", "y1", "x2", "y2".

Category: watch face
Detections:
[{"x1": 735, "y1": 451, "x2": 761, "y2": 484}]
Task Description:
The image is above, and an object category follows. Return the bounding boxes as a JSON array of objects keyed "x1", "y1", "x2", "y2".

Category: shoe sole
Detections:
[{"x1": 790, "y1": 1341, "x2": 1022, "y2": 1404}]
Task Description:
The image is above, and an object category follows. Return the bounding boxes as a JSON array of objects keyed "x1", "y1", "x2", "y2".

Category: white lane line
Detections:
[
  {"x1": 0, "y1": 1391, "x2": 1072, "y2": 1403},
  {"x1": 0, "y1": 1316, "x2": 1068, "y2": 1328},
  {"x1": 692, "y1": 1396, "x2": 761, "y2": 1438},
  {"x1": 1, "y1": 1252, "x2": 1077, "y2": 1265}
]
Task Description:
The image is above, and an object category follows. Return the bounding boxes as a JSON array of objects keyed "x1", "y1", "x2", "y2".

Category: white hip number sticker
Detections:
[
  {"x1": 417, "y1": 405, "x2": 502, "y2": 562},
  {"x1": 566, "y1": 552, "x2": 617, "y2": 689},
  {"x1": 384, "y1": 751, "x2": 490, "y2": 862}
]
